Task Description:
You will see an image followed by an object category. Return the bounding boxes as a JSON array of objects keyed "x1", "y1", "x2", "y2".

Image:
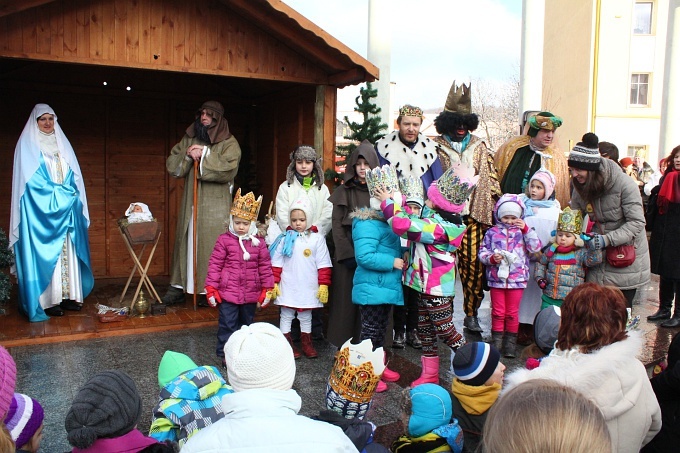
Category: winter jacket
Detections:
[
  {"x1": 535, "y1": 246, "x2": 602, "y2": 300},
  {"x1": 505, "y1": 331, "x2": 661, "y2": 453},
  {"x1": 180, "y1": 388, "x2": 359, "y2": 452},
  {"x1": 641, "y1": 361, "x2": 680, "y2": 452},
  {"x1": 648, "y1": 177, "x2": 680, "y2": 279},
  {"x1": 149, "y1": 366, "x2": 233, "y2": 448},
  {"x1": 478, "y1": 194, "x2": 542, "y2": 288},
  {"x1": 351, "y1": 208, "x2": 404, "y2": 306},
  {"x1": 450, "y1": 380, "x2": 500, "y2": 453},
  {"x1": 315, "y1": 410, "x2": 390, "y2": 453},
  {"x1": 204, "y1": 231, "x2": 274, "y2": 304},
  {"x1": 391, "y1": 422, "x2": 464, "y2": 453},
  {"x1": 381, "y1": 199, "x2": 466, "y2": 297},
  {"x1": 276, "y1": 177, "x2": 332, "y2": 236},
  {"x1": 570, "y1": 157, "x2": 650, "y2": 290}
]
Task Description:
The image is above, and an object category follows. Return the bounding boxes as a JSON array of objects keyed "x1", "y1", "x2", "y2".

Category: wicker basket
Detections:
[{"x1": 118, "y1": 218, "x2": 159, "y2": 244}]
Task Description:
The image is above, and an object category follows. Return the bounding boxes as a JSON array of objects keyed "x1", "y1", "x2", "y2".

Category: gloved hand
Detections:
[
  {"x1": 537, "y1": 278, "x2": 547, "y2": 290},
  {"x1": 309, "y1": 225, "x2": 319, "y2": 233},
  {"x1": 258, "y1": 288, "x2": 268, "y2": 303},
  {"x1": 259, "y1": 288, "x2": 274, "y2": 309},
  {"x1": 341, "y1": 257, "x2": 357, "y2": 270},
  {"x1": 587, "y1": 233, "x2": 607, "y2": 250},
  {"x1": 317, "y1": 285, "x2": 329, "y2": 304},
  {"x1": 205, "y1": 286, "x2": 222, "y2": 307},
  {"x1": 271, "y1": 283, "x2": 281, "y2": 300}
]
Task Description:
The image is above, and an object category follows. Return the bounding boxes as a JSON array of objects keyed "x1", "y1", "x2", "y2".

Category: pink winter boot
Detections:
[
  {"x1": 376, "y1": 380, "x2": 388, "y2": 393},
  {"x1": 411, "y1": 356, "x2": 440, "y2": 387},
  {"x1": 382, "y1": 351, "x2": 400, "y2": 382}
]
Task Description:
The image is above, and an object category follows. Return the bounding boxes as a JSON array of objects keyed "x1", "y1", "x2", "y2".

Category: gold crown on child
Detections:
[
  {"x1": 230, "y1": 188, "x2": 262, "y2": 222},
  {"x1": 328, "y1": 347, "x2": 382, "y2": 404},
  {"x1": 399, "y1": 175, "x2": 425, "y2": 206},
  {"x1": 557, "y1": 207, "x2": 583, "y2": 234},
  {"x1": 365, "y1": 165, "x2": 400, "y2": 199},
  {"x1": 436, "y1": 162, "x2": 479, "y2": 205}
]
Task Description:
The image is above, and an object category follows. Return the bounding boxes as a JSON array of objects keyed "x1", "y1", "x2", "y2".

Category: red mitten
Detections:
[
  {"x1": 260, "y1": 288, "x2": 274, "y2": 308},
  {"x1": 309, "y1": 225, "x2": 319, "y2": 233},
  {"x1": 491, "y1": 255, "x2": 502, "y2": 265},
  {"x1": 537, "y1": 279, "x2": 547, "y2": 289},
  {"x1": 205, "y1": 286, "x2": 222, "y2": 307},
  {"x1": 258, "y1": 288, "x2": 268, "y2": 303}
]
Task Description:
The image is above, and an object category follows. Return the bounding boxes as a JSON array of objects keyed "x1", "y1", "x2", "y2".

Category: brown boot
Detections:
[
  {"x1": 300, "y1": 332, "x2": 318, "y2": 358},
  {"x1": 284, "y1": 333, "x2": 302, "y2": 359}
]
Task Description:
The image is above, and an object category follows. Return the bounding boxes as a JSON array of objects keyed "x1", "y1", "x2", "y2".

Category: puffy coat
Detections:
[
  {"x1": 535, "y1": 247, "x2": 602, "y2": 300},
  {"x1": 570, "y1": 157, "x2": 650, "y2": 289},
  {"x1": 276, "y1": 177, "x2": 332, "y2": 236},
  {"x1": 648, "y1": 176, "x2": 680, "y2": 279},
  {"x1": 351, "y1": 208, "x2": 404, "y2": 306},
  {"x1": 204, "y1": 231, "x2": 274, "y2": 304},
  {"x1": 478, "y1": 194, "x2": 542, "y2": 288}
]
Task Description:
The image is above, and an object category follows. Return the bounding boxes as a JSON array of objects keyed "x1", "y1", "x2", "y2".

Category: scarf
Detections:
[
  {"x1": 451, "y1": 379, "x2": 500, "y2": 415},
  {"x1": 268, "y1": 229, "x2": 303, "y2": 258},
  {"x1": 229, "y1": 219, "x2": 260, "y2": 260},
  {"x1": 544, "y1": 244, "x2": 577, "y2": 265},
  {"x1": 295, "y1": 172, "x2": 316, "y2": 190},
  {"x1": 657, "y1": 170, "x2": 680, "y2": 214},
  {"x1": 443, "y1": 132, "x2": 471, "y2": 155},
  {"x1": 522, "y1": 198, "x2": 560, "y2": 217}
]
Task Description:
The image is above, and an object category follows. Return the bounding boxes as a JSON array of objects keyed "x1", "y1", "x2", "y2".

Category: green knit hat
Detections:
[{"x1": 158, "y1": 351, "x2": 198, "y2": 388}]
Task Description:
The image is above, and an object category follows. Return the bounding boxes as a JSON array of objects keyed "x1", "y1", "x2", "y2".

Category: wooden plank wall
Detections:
[{"x1": 0, "y1": 0, "x2": 329, "y2": 84}]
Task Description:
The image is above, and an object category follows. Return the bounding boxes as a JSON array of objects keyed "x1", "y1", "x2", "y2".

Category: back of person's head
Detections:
[
  {"x1": 65, "y1": 370, "x2": 142, "y2": 450},
  {"x1": 483, "y1": 380, "x2": 611, "y2": 453},
  {"x1": 452, "y1": 342, "x2": 501, "y2": 386},
  {"x1": 224, "y1": 322, "x2": 296, "y2": 392},
  {"x1": 157, "y1": 350, "x2": 198, "y2": 388},
  {"x1": 4, "y1": 393, "x2": 44, "y2": 451},
  {"x1": 599, "y1": 141, "x2": 619, "y2": 161},
  {"x1": 534, "y1": 306, "x2": 561, "y2": 355},
  {"x1": 405, "y1": 384, "x2": 453, "y2": 437},
  {"x1": 0, "y1": 346, "x2": 17, "y2": 420},
  {"x1": 556, "y1": 283, "x2": 628, "y2": 353}
]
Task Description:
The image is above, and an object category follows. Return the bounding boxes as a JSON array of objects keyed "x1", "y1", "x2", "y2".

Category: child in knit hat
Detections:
[
  {"x1": 392, "y1": 384, "x2": 464, "y2": 453},
  {"x1": 479, "y1": 194, "x2": 542, "y2": 357},
  {"x1": 451, "y1": 342, "x2": 505, "y2": 453},
  {"x1": 149, "y1": 350, "x2": 233, "y2": 448},
  {"x1": 4, "y1": 393, "x2": 44, "y2": 452},
  {"x1": 204, "y1": 189, "x2": 274, "y2": 367}
]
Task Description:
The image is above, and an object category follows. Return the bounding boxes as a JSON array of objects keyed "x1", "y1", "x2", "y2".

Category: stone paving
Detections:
[{"x1": 9, "y1": 275, "x2": 678, "y2": 452}]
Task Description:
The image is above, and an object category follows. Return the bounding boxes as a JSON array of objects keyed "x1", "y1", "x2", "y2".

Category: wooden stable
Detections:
[{"x1": 0, "y1": 0, "x2": 378, "y2": 281}]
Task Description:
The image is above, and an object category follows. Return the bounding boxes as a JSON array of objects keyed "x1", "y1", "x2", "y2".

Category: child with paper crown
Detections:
[
  {"x1": 204, "y1": 189, "x2": 274, "y2": 366},
  {"x1": 479, "y1": 194, "x2": 542, "y2": 358},
  {"x1": 270, "y1": 195, "x2": 332, "y2": 359},
  {"x1": 375, "y1": 163, "x2": 475, "y2": 387},
  {"x1": 534, "y1": 207, "x2": 602, "y2": 310}
]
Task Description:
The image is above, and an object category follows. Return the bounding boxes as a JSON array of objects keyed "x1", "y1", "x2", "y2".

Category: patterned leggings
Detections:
[
  {"x1": 458, "y1": 217, "x2": 487, "y2": 317},
  {"x1": 360, "y1": 304, "x2": 392, "y2": 349},
  {"x1": 417, "y1": 293, "x2": 464, "y2": 357}
]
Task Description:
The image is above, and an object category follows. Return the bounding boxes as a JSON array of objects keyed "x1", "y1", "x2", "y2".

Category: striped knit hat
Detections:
[
  {"x1": 452, "y1": 342, "x2": 501, "y2": 386},
  {"x1": 568, "y1": 133, "x2": 601, "y2": 171},
  {"x1": 4, "y1": 393, "x2": 44, "y2": 448}
]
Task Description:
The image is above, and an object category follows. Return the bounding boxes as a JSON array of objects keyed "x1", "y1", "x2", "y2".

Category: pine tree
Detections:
[
  {"x1": 326, "y1": 82, "x2": 388, "y2": 186},
  {"x1": 0, "y1": 228, "x2": 14, "y2": 315}
]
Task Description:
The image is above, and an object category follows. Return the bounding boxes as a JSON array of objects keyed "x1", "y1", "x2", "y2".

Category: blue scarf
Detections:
[
  {"x1": 520, "y1": 194, "x2": 559, "y2": 217},
  {"x1": 443, "y1": 132, "x2": 471, "y2": 154},
  {"x1": 268, "y1": 229, "x2": 302, "y2": 258}
]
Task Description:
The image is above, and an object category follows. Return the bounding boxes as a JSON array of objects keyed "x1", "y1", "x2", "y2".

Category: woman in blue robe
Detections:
[{"x1": 9, "y1": 104, "x2": 93, "y2": 321}]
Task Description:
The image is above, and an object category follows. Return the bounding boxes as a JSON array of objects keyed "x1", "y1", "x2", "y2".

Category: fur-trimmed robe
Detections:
[
  {"x1": 375, "y1": 131, "x2": 439, "y2": 181},
  {"x1": 504, "y1": 331, "x2": 661, "y2": 453}
]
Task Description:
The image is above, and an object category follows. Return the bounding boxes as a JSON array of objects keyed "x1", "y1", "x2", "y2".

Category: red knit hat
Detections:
[{"x1": 0, "y1": 346, "x2": 17, "y2": 419}]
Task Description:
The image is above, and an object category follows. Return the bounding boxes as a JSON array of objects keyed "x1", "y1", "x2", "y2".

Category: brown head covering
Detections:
[{"x1": 185, "y1": 100, "x2": 231, "y2": 144}]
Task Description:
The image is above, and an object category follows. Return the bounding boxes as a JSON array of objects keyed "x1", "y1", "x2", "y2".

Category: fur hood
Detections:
[
  {"x1": 504, "y1": 330, "x2": 646, "y2": 421},
  {"x1": 350, "y1": 207, "x2": 385, "y2": 222}
]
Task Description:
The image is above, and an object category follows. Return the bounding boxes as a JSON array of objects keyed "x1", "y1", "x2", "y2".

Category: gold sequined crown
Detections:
[
  {"x1": 557, "y1": 207, "x2": 583, "y2": 234},
  {"x1": 399, "y1": 175, "x2": 425, "y2": 206},
  {"x1": 399, "y1": 104, "x2": 424, "y2": 118},
  {"x1": 328, "y1": 347, "x2": 382, "y2": 404},
  {"x1": 444, "y1": 80, "x2": 472, "y2": 114},
  {"x1": 365, "y1": 165, "x2": 399, "y2": 199},
  {"x1": 436, "y1": 163, "x2": 480, "y2": 205},
  {"x1": 230, "y1": 188, "x2": 262, "y2": 222}
]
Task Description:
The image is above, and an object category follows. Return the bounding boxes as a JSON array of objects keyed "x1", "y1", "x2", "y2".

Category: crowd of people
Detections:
[{"x1": 4, "y1": 88, "x2": 679, "y2": 452}]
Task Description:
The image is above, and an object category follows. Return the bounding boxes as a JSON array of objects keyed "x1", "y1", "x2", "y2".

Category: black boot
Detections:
[
  {"x1": 161, "y1": 286, "x2": 185, "y2": 306},
  {"x1": 661, "y1": 306, "x2": 680, "y2": 328},
  {"x1": 648, "y1": 308, "x2": 672, "y2": 321},
  {"x1": 503, "y1": 333, "x2": 518, "y2": 358},
  {"x1": 649, "y1": 278, "x2": 674, "y2": 321},
  {"x1": 464, "y1": 316, "x2": 483, "y2": 333}
]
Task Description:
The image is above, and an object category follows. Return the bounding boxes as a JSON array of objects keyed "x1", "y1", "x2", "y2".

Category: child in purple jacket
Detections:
[
  {"x1": 204, "y1": 189, "x2": 274, "y2": 366},
  {"x1": 479, "y1": 194, "x2": 541, "y2": 359}
]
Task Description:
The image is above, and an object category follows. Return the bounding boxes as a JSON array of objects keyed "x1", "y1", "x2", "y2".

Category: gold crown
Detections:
[
  {"x1": 557, "y1": 207, "x2": 583, "y2": 234},
  {"x1": 437, "y1": 163, "x2": 479, "y2": 205},
  {"x1": 398, "y1": 104, "x2": 424, "y2": 118},
  {"x1": 230, "y1": 188, "x2": 262, "y2": 222},
  {"x1": 328, "y1": 347, "x2": 381, "y2": 404},
  {"x1": 399, "y1": 175, "x2": 424, "y2": 206},
  {"x1": 444, "y1": 80, "x2": 472, "y2": 114},
  {"x1": 365, "y1": 165, "x2": 399, "y2": 199}
]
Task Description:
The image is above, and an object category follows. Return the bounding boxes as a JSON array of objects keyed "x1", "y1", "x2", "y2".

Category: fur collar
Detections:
[
  {"x1": 375, "y1": 131, "x2": 438, "y2": 178},
  {"x1": 350, "y1": 207, "x2": 385, "y2": 221}
]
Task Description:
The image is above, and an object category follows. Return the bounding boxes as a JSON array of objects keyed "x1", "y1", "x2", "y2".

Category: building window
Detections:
[
  {"x1": 627, "y1": 145, "x2": 648, "y2": 159},
  {"x1": 633, "y1": 2, "x2": 653, "y2": 34},
  {"x1": 630, "y1": 73, "x2": 650, "y2": 106}
]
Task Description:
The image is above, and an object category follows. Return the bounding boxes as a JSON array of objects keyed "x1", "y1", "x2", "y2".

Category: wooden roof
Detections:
[{"x1": 0, "y1": 0, "x2": 378, "y2": 88}]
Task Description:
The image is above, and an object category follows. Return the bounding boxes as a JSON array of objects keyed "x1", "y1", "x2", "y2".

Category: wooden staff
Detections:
[{"x1": 192, "y1": 159, "x2": 198, "y2": 311}]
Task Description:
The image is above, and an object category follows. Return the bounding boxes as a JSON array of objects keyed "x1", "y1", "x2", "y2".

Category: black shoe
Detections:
[
  {"x1": 161, "y1": 287, "x2": 185, "y2": 306},
  {"x1": 464, "y1": 316, "x2": 483, "y2": 333},
  {"x1": 197, "y1": 295, "x2": 210, "y2": 308},
  {"x1": 661, "y1": 317, "x2": 680, "y2": 328},
  {"x1": 44, "y1": 306, "x2": 64, "y2": 317},
  {"x1": 406, "y1": 329, "x2": 422, "y2": 349},
  {"x1": 647, "y1": 308, "x2": 672, "y2": 321},
  {"x1": 392, "y1": 331, "x2": 405, "y2": 349},
  {"x1": 60, "y1": 300, "x2": 82, "y2": 311}
]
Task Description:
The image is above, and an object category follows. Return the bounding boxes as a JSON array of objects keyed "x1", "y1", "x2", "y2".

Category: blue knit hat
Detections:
[
  {"x1": 408, "y1": 384, "x2": 452, "y2": 437},
  {"x1": 452, "y1": 342, "x2": 501, "y2": 386}
]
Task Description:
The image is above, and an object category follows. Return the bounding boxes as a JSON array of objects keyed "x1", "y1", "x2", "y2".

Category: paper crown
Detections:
[
  {"x1": 436, "y1": 163, "x2": 479, "y2": 205},
  {"x1": 399, "y1": 175, "x2": 425, "y2": 207},
  {"x1": 326, "y1": 339, "x2": 385, "y2": 420},
  {"x1": 230, "y1": 188, "x2": 262, "y2": 222},
  {"x1": 557, "y1": 207, "x2": 583, "y2": 234},
  {"x1": 444, "y1": 80, "x2": 472, "y2": 114},
  {"x1": 365, "y1": 164, "x2": 399, "y2": 199},
  {"x1": 398, "y1": 104, "x2": 424, "y2": 119}
]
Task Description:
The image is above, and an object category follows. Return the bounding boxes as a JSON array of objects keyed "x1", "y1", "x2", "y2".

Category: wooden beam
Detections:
[
  {"x1": 0, "y1": 0, "x2": 54, "y2": 18},
  {"x1": 314, "y1": 85, "x2": 324, "y2": 156},
  {"x1": 329, "y1": 67, "x2": 378, "y2": 88}
]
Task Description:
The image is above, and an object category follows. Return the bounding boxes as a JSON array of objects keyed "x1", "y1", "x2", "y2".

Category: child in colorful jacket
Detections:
[
  {"x1": 376, "y1": 164, "x2": 473, "y2": 387},
  {"x1": 479, "y1": 193, "x2": 542, "y2": 358},
  {"x1": 535, "y1": 207, "x2": 602, "y2": 308},
  {"x1": 149, "y1": 350, "x2": 233, "y2": 448}
]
